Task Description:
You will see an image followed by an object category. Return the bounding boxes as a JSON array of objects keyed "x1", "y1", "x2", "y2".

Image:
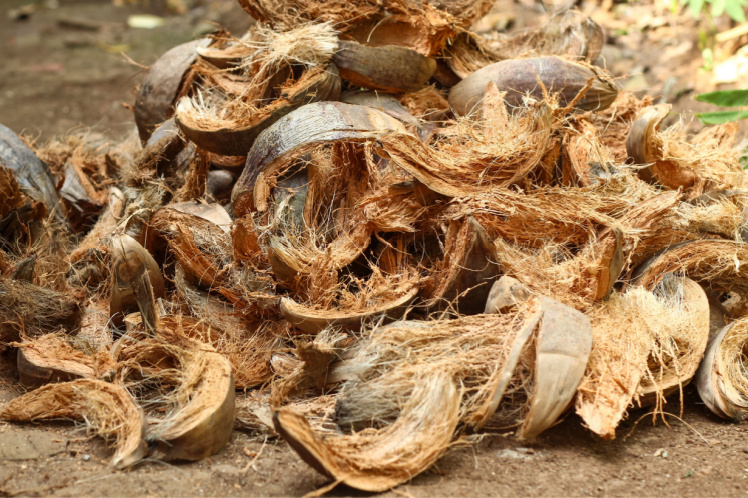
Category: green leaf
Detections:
[
  {"x1": 695, "y1": 89, "x2": 748, "y2": 107},
  {"x1": 711, "y1": 0, "x2": 727, "y2": 17},
  {"x1": 725, "y1": 0, "x2": 747, "y2": 22},
  {"x1": 690, "y1": 0, "x2": 705, "y2": 15},
  {"x1": 697, "y1": 109, "x2": 748, "y2": 124}
]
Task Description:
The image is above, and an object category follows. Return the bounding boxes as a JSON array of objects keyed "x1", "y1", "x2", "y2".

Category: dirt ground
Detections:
[{"x1": 2, "y1": 0, "x2": 748, "y2": 497}]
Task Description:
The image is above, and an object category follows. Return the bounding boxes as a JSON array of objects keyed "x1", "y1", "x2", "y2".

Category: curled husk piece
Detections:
[
  {"x1": 576, "y1": 277, "x2": 710, "y2": 439},
  {"x1": 280, "y1": 281, "x2": 419, "y2": 334},
  {"x1": 121, "y1": 315, "x2": 236, "y2": 461},
  {"x1": 696, "y1": 317, "x2": 748, "y2": 421},
  {"x1": 134, "y1": 39, "x2": 210, "y2": 143},
  {"x1": 16, "y1": 333, "x2": 114, "y2": 389},
  {"x1": 0, "y1": 379, "x2": 147, "y2": 469},
  {"x1": 0, "y1": 123, "x2": 63, "y2": 223},
  {"x1": 448, "y1": 56, "x2": 618, "y2": 116},
  {"x1": 176, "y1": 64, "x2": 342, "y2": 156},
  {"x1": 626, "y1": 104, "x2": 743, "y2": 195},
  {"x1": 274, "y1": 372, "x2": 460, "y2": 493},
  {"x1": 333, "y1": 41, "x2": 436, "y2": 93}
]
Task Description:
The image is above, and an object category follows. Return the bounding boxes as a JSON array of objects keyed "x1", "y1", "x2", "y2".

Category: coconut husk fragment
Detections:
[
  {"x1": 119, "y1": 315, "x2": 235, "y2": 461},
  {"x1": 0, "y1": 277, "x2": 82, "y2": 343},
  {"x1": 15, "y1": 333, "x2": 115, "y2": 389},
  {"x1": 274, "y1": 371, "x2": 460, "y2": 493},
  {"x1": 696, "y1": 317, "x2": 748, "y2": 420},
  {"x1": 0, "y1": 124, "x2": 63, "y2": 224},
  {"x1": 626, "y1": 104, "x2": 743, "y2": 196},
  {"x1": 134, "y1": 39, "x2": 210, "y2": 143},
  {"x1": 576, "y1": 277, "x2": 709, "y2": 439},
  {"x1": 0, "y1": 379, "x2": 147, "y2": 469},
  {"x1": 176, "y1": 64, "x2": 342, "y2": 156}
]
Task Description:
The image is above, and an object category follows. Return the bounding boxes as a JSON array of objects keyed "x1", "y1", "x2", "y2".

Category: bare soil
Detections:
[{"x1": 1, "y1": 1, "x2": 747, "y2": 497}]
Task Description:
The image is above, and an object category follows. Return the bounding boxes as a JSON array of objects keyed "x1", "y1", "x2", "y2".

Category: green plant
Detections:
[
  {"x1": 694, "y1": 89, "x2": 748, "y2": 124},
  {"x1": 680, "y1": 0, "x2": 748, "y2": 23}
]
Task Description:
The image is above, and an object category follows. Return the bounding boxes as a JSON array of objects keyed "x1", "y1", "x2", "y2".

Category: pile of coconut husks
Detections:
[{"x1": 2, "y1": 0, "x2": 748, "y2": 492}]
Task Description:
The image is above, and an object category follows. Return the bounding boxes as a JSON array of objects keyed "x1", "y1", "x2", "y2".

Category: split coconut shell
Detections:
[{"x1": 448, "y1": 56, "x2": 618, "y2": 116}]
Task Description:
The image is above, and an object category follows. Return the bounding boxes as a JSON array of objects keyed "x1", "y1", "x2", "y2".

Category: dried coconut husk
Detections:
[
  {"x1": 176, "y1": 64, "x2": 342, "y2": 157},
  {"x1": 421, "y1": 216, "x2": 500, "y2": 315},
  {"x1": 0, "y1": 124, "x2": 63, "y2": 227},
  {"x1": 561, "y1": 118, "x2": 616, "y2": 187},
  {"x1": 232, "y1": 101, "x2": 409, "y2": 216},
  {"x1": 332, "y1": 296, "x2": 589, "y2": 438},
  {"x1": 109, "y1": 234, "x2": 166, "y2": 331},
  {"x1": 696, "y1": 317, "x2": 748, "y2": 420},
  {"x1": 333, "y1": 40, "x2": 436, "y2": 94},
  {"x1": 631, "y1": 239, "x2": 748, "y2": 297},
  {"x1": 280, "y1": 270, "x2": 419, "y2": 334},
  {"x1": 576, "y1": 277, "x2": 709, "y2": 439},
  {"x1": 592, "y1": 92, "x2": 652, "y2": 162},
  {"x1": 0, "y1": 277, "x2": 82, "y2": 342},
  {"x1": 134, "y1": 39, "x2": 211, "y2": 143},
  {"x1": 446, "y1": 11, "x2": 604, "y2": 79},
  {"x1": 235, "y1": 0, "x2": 382, "y2": 29},
  {"x1": 0, "y1": 166, "x2": 47, "y2": 245},
  {"x1": 448, "y1": 56, "x2": 618, "y2": 117},
  {"x1": 14, "y1": 333, "x2": 114, "y2": 389},
  {"x1": 0, "y1": 379, "x2": 147, "y2": 469},
  {"x1": 626, "y1": 104, "x2": 744, "y2": 196},
  {"x1": 274, "y1": 371, "x2": 460, "y2": 493},
  {"x1": 174, "y1": 264, "x2": 279, "y2": 388},
  {"x1": 118, "y1": 314, "x2": 235, "y2": 461}
]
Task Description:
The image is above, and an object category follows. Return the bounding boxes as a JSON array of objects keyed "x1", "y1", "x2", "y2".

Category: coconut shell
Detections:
[
  {"x1": 176, "y1": 64, "x2": 342, "y2": 157},
  {"x1": 340, "y1": 91, "x2": 421, "y2": 130},
  {"x1": 231, "y1": 101, "x2": 408, "y2": 216},
  {"x1": 0, "y1": 124, "x2": 63, "y2": 222},
  {"x1": 333, "y1": 40, "x2": 436, "y2": 94},
  {"x1": 448, "y1": 56, "x2": 618, "y2": 116},
  {"x1": 134, "y1": 39, "x2": 210, "y2": 144}
]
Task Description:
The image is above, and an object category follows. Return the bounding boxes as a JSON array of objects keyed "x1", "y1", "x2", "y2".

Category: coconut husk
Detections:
[
  {"x1": 576, "y1": 277, "x2": 710, "y2": 439},
  {"x1": 232, "y1": 101, "x2": 409, "y2": 215},
  {"x1": 448, "y1": 56, "x2": 618, "y2": 117},
  {"x1": 14, "y1": 333, "x2": 115, "y2": 389},
  {"x1": 174, "y1": 264, "x2": 279, "y2": 388},
  {"x1": 0, "y1": 277, "x2": 82, "y2": 343},
  {"x1": 446, "y1": 10, "x2": 604, "y2": 79},
  {"x1": 0, "y1": 124, "x2": 63, "y2": 225},
  {"x1": 274, "y1": 371, "x2": 460, "y2": 493},
  {"x1": 696, "y1": 317, "x2": 748, "y2": 420},
  {"x1": 421, "y1": 216, "x2": 500, "y2": 315},
  {"x1": 176, "y1": 64, "x2": 342, "y2": 156},
  {"x1": 0, "y1": 379, "x2": 147, "y2": 469},
  {"x1": 134, "y1": 39, "x2": 210, "y2": 143},
  {"x1": 626, "y1": 104, "x2": 744, "y2": 196},
  {"x1": 118, "y1": 315, "x2": 235, "y2": 461}
]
